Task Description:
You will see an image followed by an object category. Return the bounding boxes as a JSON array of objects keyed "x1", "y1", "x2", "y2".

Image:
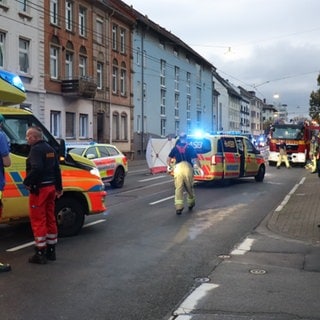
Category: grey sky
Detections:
[{"x1": 127, "y1": 0, "x2": 320, "y2": 117}]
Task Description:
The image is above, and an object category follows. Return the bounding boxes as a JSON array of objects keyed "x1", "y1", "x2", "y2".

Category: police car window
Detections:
[
  {"x1": 98, "y1": 146, "x2": 110, "y2": 157},
  {"x1": 222, "y1": 137, "x2": 237, "y2": 153},
  {"x1": 106, "y1": 146, "x2": 120, "y2": 156},
  {"x1": 188, "y1": 138, "x2": 211, "y2": 154},
  {"x1": 85, "y1": 147, "x2": 98, "y2": 158}
]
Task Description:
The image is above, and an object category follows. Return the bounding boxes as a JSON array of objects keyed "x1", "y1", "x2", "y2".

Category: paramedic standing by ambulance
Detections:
[
  {"x1": 167, "y1": 132, "x2": 200, "y2": 215},
  {"x1": 24, "y1": 127, "x2": 63, "y2": 264},
  {"x1": 0, "y1": 114, "x2": 12, "y2": 272}
]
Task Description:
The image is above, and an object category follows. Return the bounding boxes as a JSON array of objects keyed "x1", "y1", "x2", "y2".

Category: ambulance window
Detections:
[
  {"x1": 222, "y1": 137, "x2": 237, "y2": 153},
  {"x1": 188, "y1": 138, "x2": 211, "y2": 154},
  {"x1": 244, "y1": 138, "x2": 254, "y2": 153}
]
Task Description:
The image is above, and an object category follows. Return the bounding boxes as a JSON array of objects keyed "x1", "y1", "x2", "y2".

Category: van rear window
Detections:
[{"x1": 188, "y1": 138, "x2": 211, "y2": 154}]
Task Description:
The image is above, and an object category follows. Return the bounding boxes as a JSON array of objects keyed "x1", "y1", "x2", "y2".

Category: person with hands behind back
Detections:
[
  {"x1": 167, "y1": 132, "x2": 200, "y2": 215},
  {"x1": 24, "y1": 126, "x2": 63, "y2": 264}
]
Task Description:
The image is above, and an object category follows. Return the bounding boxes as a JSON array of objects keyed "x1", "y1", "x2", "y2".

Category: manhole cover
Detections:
[
  {"x1": 194, "y1": 277, "x2": 210, "y2": 283},
  {"x1": 249, "y1": 269, "x2": 267, "y2": 275}
]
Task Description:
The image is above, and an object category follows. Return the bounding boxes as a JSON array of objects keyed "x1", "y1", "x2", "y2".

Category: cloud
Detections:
[{"x1": 128, "y1": 0, "x2": 320, "y2": 115}]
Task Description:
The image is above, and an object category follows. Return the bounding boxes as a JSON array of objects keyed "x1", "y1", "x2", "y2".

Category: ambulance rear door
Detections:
[{"x1": 220, "y1": 136, "x2": 240, "y2": 179}]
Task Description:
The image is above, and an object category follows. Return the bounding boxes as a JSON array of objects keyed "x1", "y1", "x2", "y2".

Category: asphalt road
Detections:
[{"x1": 0, "y1": 161, "x2": 306, "y2": 320}]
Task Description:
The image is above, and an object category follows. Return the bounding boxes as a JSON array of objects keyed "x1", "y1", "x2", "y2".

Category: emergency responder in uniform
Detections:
[
  {"x1": 167, "y1": 132, "x2": 200, "y2": 215},
  {"x1": 23, "y1": 126, "x2": 63, "y2": 264},
  {"x1": 308, "y1": 135, "x2": 318, "y2": 173},
  {"x1": 0, "y1": 114, "x2": 12, "y2": 272},
  {"x1": 276, "y1": 140, "x2": 290, "y2": 169}
]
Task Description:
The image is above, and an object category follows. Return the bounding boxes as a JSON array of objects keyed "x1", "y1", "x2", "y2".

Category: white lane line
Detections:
[
  {"x1": 150, "y1": 195, "x2": 174, "y2": 205},
  {"x1": 83, "y1": 219, "x2": 106, "y2": 228},
  {"x1": 6, "y1": 241, "x2": 35, "y2": 252},
  {"x1": 6, "y1": 220, "x2": 106, "y2": 252},
  {"x1": 275, "y1": 176, "x2": 305, "y2": 212},
  {"x1": 171, "y1": 283, "x2": 219, "y2": 317},
  {"x1": 231, "y1": 237, "x2": 255, "y2": 255},
  {"x1": 138, "y1": 175, "x2": 167, "y2": 182}
]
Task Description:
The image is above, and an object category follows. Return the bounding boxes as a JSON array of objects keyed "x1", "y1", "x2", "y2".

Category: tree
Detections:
[{"x1": 309, "y1": 74, "x2": 320, "y2": 123}]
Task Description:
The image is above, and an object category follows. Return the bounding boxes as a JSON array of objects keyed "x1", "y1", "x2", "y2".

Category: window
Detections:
[
  {"x1": 112, "y1": 59, "x2": 118, "y2": 94},
  {"x1": 97, "y1": 62, "x2": 103, "y2": 90},
  {"x1": 65, "y1": 51, "x2": 73, "y2": 79},
  {"x1": 79, "y1": 6, "x2": 87, "y2": 37},
  {"x1": 174, "y1": 93, "x2": 179, "y2": 117},
  {"x1": 19, "y1": 38, "x2": 30, "y2": 73},
  {"x1": 160, "y1": 60, "x2": 166, "y2": 87},
  {"x1": 186, "y1": 96, "x2": 191, "y2": 120},
  {"x1": 160, "y1": 89, "x2": 166, "y2": 116},
  {"x1": 112, "y1": 112, "x2": 119, "y2": 140},
  {"x1": 196, "y1": 63, "x2": 201, "y2": 83},
  {"x1": 50, "y1": 111, "x2": 61, "y2": 138},
  {"x1": 79, "y1": 55, "x2": 87, "y2": 77},
  {"x1": 18, "y1": 0, "x2": 28, "y2": 12},
  {"x1": 96, "y1": 18, "x2": 103, "y2": 44},
  {"x1": 112, "y1": 24, "x2": 117, "y2": 51},
  {"x1": 160, "y1": 118, "x2": 166, "y2": 137},
  {"x1": 120, "y1": 112, "x2": 128, "y2": 140},
  {"x1": 186, "y1": 72, "x2": 191, "y2": 94},
  {"x1": 50, "y1": 46, "x2": 59, "y2": 79},
  {"x1": 120, "y1": 28, "x2": 126, "y2": 54},
  {"x1": 120, "y1": 62, "x2": 126, "y2": 96},
  {"x1": 66, "y1": 112, "x2": 75, "y2": 138},
  {"x1": 65, "y1": 1, "x2": 73, "y2": 31},
  {"x1": 196, "y1": 87, "x2": 201, "y2": 108},
  {"x1": 79, "y1": 114, "x2": 88, "y2": 138},
  {"x1": 50, "y1": 0, "x2": 58, "y2": 25},
  {"x1": 0, "y1": 32, "x2": 5, "y2": 68},
  {"x1": 174, "y1": 66, "x2": 179, "y2": 91}
]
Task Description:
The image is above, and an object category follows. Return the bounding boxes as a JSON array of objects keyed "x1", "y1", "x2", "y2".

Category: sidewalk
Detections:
[
  {"x1": 267, "y1": 172, "x2": 320, "y2": 245},
  {"x1": 171, "y1": 171, "x2": 320, "y2": 320}
]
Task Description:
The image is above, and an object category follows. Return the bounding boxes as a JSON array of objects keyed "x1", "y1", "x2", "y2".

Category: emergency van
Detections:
[
  {"x1": 0, "y1": 70, "x2": 107, "y2": 236},
  {"x1": 187, "y1": 134, "x2": 266, "y2": 182}
]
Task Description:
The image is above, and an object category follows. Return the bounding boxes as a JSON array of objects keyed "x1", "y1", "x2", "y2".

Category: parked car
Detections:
[{"x1": 67, "y1": 143, "x2": 128, "y2": 188}]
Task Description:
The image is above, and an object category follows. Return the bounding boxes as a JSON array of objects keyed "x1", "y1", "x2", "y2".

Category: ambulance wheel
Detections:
[
  {"x1": 255, "y1": 165, "x2": 265, "y2": 182},
  {"x1": 55, "y1": 197, "x2": 85, "y2": 237},
  {"x1": 110, "y1": 167, "x2": 125, "y2": 188}
]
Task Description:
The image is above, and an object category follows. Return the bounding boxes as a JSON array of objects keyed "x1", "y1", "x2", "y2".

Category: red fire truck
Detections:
[{"x1": 268, "y1": 121, "x2": 319, "y2": 166}]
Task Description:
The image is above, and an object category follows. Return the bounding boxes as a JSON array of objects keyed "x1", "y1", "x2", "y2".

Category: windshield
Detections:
[
  {"x1": 272, "y1": 125, "x2": 303, "y2": 140},
  {"x1": 3, "y1": 114, "x2": 60, "y2": 157}
]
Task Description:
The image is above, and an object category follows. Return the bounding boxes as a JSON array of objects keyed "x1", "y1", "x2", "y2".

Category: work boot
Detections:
[
  {"x1": 0, "y1": 262, "x2": 11, "y2": 272},
  {"x1": 46, "y1": 244, "x2": 56, "y2": 261},
  {"x1": 29, "y1": 248, "x2": 47, "y2": 264}
]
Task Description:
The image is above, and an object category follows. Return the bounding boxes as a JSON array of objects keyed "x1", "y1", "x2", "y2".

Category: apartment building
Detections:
[
  {"x1": 0, "y1": 0, "x2": 45, "y2": 121},
  {"x1": 129, "y1": 9, "x2": 216, "y2": 157}
]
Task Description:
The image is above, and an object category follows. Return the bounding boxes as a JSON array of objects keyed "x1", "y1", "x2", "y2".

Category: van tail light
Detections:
[{"x1": 211, "y1": 155, "x2": 217, "y2": 165}]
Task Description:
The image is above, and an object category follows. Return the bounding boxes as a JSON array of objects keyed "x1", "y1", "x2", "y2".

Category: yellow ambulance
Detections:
[
  {"x1": 0, "y1": 70, "x2": 107, "y2": 236},
  {"x1": 187, "y1": 133, "x2": 266, "y2": 183}
]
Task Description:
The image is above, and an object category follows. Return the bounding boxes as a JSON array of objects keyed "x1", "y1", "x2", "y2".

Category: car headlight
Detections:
[{"x1": 90, "y1": 167, "x2": 101, "y2": 178}]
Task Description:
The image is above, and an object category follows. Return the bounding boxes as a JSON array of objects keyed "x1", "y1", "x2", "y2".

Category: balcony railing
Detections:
[{"x1": 61, "y1": 77, "x2": 97, "y2": 98}]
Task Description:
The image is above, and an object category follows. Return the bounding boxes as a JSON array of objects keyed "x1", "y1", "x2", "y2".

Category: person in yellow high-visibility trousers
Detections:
[{"x1": 276, "y1": 140, "x2": 290, "y2": 169}]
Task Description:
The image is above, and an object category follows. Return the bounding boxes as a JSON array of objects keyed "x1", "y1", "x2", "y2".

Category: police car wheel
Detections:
[{"x1": 110, "y1": 167, "x2": 125, "y2": 188}]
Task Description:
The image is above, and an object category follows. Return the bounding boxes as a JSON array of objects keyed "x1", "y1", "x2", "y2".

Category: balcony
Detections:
[{"x1": 61, "y1": 77, "x2": 97, "y2": 99}]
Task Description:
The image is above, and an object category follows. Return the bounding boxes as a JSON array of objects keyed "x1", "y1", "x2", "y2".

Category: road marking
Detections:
[
  {"x1": 138, "y1": 175, "x2": 167, "y2": 182},
  {"x1": 231, "y1": 237, "x2": 255, "y2": 255},
  {"x1": 6, "y1": 241, "x2": 34, "y2": 252},
  {"x1": 6, "y1": 219, "x2": 106, "y2": 252},
  {"x1": 83, "y1": 219, "x2": 106, "y2": 228},
  {"x1": 275, "y1": 177, "x2": 305, "y2": 212},
  {"x1": 150, "y1": 195, "x2": 174, "y2": 205},
  {"x1": 171, "y1": 283, "x2": 219, "y2": 318}
]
